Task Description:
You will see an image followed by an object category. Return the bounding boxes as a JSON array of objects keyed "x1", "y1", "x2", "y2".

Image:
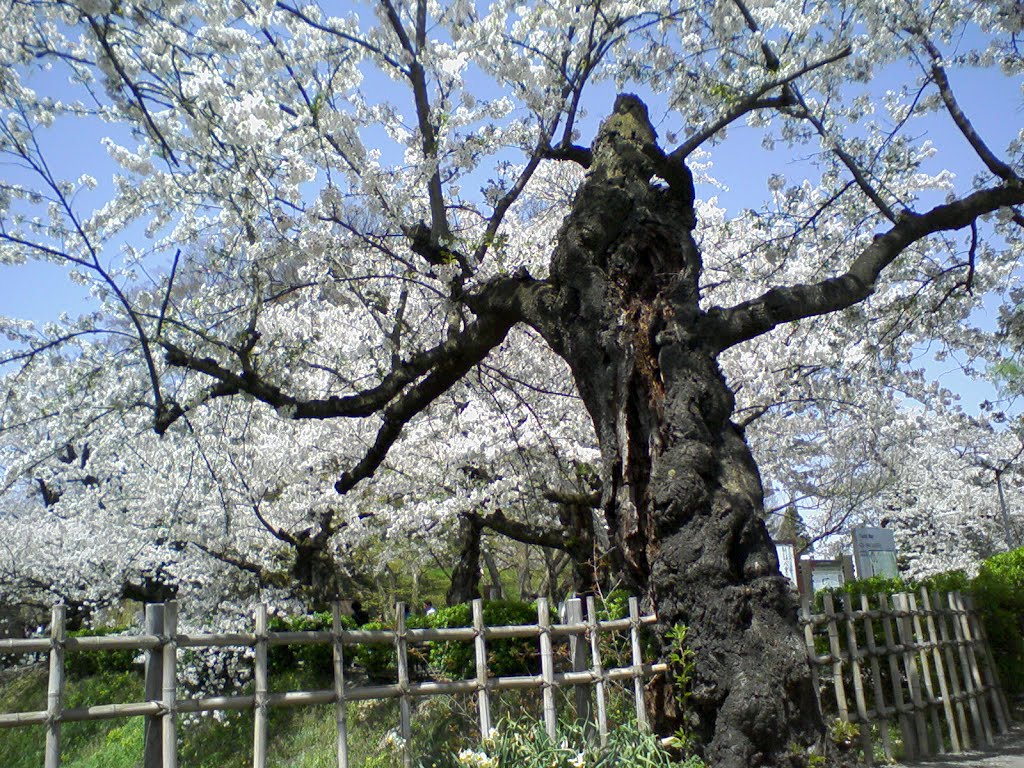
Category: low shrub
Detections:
[
  {"x1": 267, "y1": 610, "x2": 357, "y2": 677},
  {"x1": 66, "y1": 626, "x2": 140, "y2": 679},
  {"x1": 973, "y1": 548, "x2": 1024, "y2": 695},
  {"x1": 428, "y1": 600, "x2": 538, "y2": 680},
  {"x1": 352, "y1": 614, "x2": 430, "y2": 682}
]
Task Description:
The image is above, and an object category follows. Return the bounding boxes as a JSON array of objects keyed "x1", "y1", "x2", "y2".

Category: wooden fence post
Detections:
[
  {"x1": 908, "y1": 592, "x2": 944, "y2": 753},
  {"x1": 860, "y1": 593, "x2": 893, "y2": 761},
  {"x1": 161, "y1": 601, "x2": 178, "y2": 768},
  {"x1": 953, "y1": 591, "x2": 994, "y2": 744},
  {"x1": 472, "y1": 599, "x2": 492, "y2": 739},
  {"x1": 628, "y1": 597, "x2": 648, "y2": 731},
  {"x1": 143, "y1": 603, "x2": 165, "y2": 768},
  {"x1": 934, "y1": 591, "x2": 971, "y2": 750},
  {"x1": 894, "y1": 593, "x2": 930, "y2": 755},
  {"x1": 822, "y1": 594, "x2": 849, "y2": 725},
  {"x1": 332, "y1": 603, "x2": 349, "y2": 768},
  {"x1": 879, "y1": 593, "x2": 916, "y2": 760},
  {"x1": 585, "y1": 596, "x2": 608, "y2": 747},
  {"x1": 948, "y1": 591, "x2": 986, "y2": 747},
  {"x1": 919, "y1": 588, "x2": 959, "y2": 753},
  {"x1": 395, "y1": 603, "x2": 412, "y2": 768},
  {"x1": 537, "y1": 598, "x2": 557, "y2": 740},
  {"x1": 44, "y1": 604, "x2": 66, "y2": 768},
  {"x1": 253, "y1": 604, "x2": 269, "y2": 768},
  {"x1": 963, "y1": 593, "x2": 1011, "y2": 733},
  {"x1": 799, "y1": 594, "x2": 822, "y2": 703},
  {"x1": 840, "y1": 593, "x2": 873, "y2": 764},
  {"x1": 566, "y1": 598, "x2": 591, "y2": 732}
]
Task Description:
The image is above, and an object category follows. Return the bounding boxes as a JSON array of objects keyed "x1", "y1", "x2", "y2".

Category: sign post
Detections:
[{"x1": 852, "y1": 527, "x2": 898, "y2": 579}]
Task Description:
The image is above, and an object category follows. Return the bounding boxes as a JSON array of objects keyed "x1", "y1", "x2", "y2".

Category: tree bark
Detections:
[
  {"x1": 531, "y1": 95, "x2": 829, "y2": 767},
  {"x1": 446, "y1": 513, "x2": 483, "y2": 605}
]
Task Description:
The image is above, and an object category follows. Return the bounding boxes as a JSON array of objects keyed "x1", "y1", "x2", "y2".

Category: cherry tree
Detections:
[{"x1": 2, "y1": 0, "x2": 1024, "y2": 764}]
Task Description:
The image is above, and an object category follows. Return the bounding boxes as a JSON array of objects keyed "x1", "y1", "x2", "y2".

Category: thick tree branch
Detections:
[
  {"x1": 160, "y1": 277, "x2": 543, "y2": 428},
  {"x1": 334, "y1": 311, "x2": 518, "y2": 493},
  {"x1": 706, "y1": 182, "x2": 1024, "y2": 350},
  {"x1": 916, "y1": 33, "x2": 1019, "y2": 183},
  {"x1": 379, "y1": 0, "x2": 451, "y2": 253},
  {"x1": 542, "y1": 143, "x2": 593, "y2": 167},
  {"x1": 474, "y1": 509, "x2": 567, "y2": 550},
  {"x1": 670, "y1": 46, "x2": 852, "y2": 160}
]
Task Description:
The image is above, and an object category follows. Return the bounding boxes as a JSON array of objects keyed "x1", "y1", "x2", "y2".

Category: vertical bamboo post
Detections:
[
  {"x1": 144, "y1": 603, "x2": 165, "y2": 768},
  {"x1": 628, "y1": 597, "x2": 648, "y2": 731},
  {"x1": 935, "y1": 591, "x2": 971, "y2": 750},
  {"x1": 395, "y1": 603, "x2": 412, "y2": 768},
  {"x1": 963, "y1": 593, "x2": 1011, "y2": 733},
  {"x1": 879, "y1": 593, "x2": 916, "y2": 760},
  {"x1": 840, "y1": 593, "x2": 873, "y2": 765},
  {"x1": 953, "y1": 591, "x2": 994, "y2": 745},
  {"x1": 44, "y1": 604, "x2": 66, "y2": 768},
  {"x1": 799, "y1": 594, "x2": 822, "y2": 699},
  {"x1": 908, "y1": 592, "x2": 944, "y2": 753},
  {"x1": 860, "y1": 594, "x2": 893, "y2": 761},
  {"x1": 566, "y1": 598, "x2": 591, "y2": 731},
  {"x1": 472, "y1": 599, "x2": 492, "y2": 739},
  {"x1": 894, "y1": 593, "x2": 930, "y2": 755},
  {"x1": 948, "y1": 591, "x2": 986, "y2": 747},
  {"x1": 332, "y1": 603, "x2": 349, "y2": 768},
  {"x1": 253, "y1": 604, "x2": 269, "y2": 768},
  {"x1": 537, "y1": 597, "x2": 557, "y2": 740},
  {"x1": 822, "y1": 594, "x2": 849, "y2": 724},
  {"x1": 920, "y1": 588, "x2": 960, "y2": 752},
  {"x1": 585, "y1": 596, "x2": 609, "y2": 747},
  {"x1": 161, "y1": 601, "x2": 178, "y2": 768}
]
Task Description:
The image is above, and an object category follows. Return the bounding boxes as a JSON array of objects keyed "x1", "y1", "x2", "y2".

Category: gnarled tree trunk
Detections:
[
  {"x1": 531, "y1": 95, "x2": 827, "y2": 767},
  {"x1": 447, "y1": 512, "x2": 483, "y2": 605}
]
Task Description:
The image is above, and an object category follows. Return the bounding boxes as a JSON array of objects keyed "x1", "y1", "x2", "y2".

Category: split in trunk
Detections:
[{"x1": 530, "y1": 95, "x2": 830, "y2": 767}]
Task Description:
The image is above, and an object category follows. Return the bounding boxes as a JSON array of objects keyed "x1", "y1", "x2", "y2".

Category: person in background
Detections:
[{"x1": 424, "y1": 601, "x2": 436, "y2": 617}]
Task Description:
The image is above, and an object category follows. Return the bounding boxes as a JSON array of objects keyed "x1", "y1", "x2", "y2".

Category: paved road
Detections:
[{"x1": 891, "y1": 724, "x2": 1024, "y2": 767}]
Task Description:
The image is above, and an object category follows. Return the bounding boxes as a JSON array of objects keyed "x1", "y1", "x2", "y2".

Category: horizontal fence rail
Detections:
[
  {"x1": 0, "y1": 596, "x2": 666, "y2": 768},
  {"x1": 800, "y1": 588, "x2": 1012, "y2": 765}
]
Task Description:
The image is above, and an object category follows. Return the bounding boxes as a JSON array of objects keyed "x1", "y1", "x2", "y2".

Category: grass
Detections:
[
  {"x1": 0, "y1": 665, "x2": 146, "y2": 768},
  {"x1": 0, "y1": 666, "x2": 428, "y2": 768},
  {"x1": 0, "y1": 664, "x2": 669, "y2": 768}
]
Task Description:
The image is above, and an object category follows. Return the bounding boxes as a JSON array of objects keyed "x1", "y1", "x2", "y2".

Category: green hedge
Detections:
[
  {"x1": 51, "y1": 592, "x2": 642, "y2": 688},
  {"x1": 349, "y1": 601, "x2": 540, "y2": 681},
  {"x1": 267, "y1": 611, "x2": 357, "y2": 676},
  {"x1": 973, "y1": 548, "x2": 1024, "y2": 695},
  {"x1": 66, "y1": 626, "x2": 140, "y2": 679},
  {"x1": 427, "y1": 599, "x2": 539, "y2": 679}
]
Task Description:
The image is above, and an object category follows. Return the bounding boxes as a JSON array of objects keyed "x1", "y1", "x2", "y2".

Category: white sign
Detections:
[
  {"x1": 852, "y1": 526, "x2": 898, "y2": 579},
  {"x1": 775, "y1": 543, "x2": 798, "y2": 587},
  {"x1": 810, "y1": 563, "x2": 844, "y2": 592}
]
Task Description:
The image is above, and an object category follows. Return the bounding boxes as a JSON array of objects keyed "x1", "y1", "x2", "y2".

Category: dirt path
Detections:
[{"x1": 891, "y1": 724, "x2": 1024, "y2": 767}]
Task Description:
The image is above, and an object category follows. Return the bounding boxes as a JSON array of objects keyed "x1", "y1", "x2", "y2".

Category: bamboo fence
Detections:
[
  {"x1": 0, "y1": 596, "x2": 665, "y2": 768},
  {"x1": 800, "y1": 588, "x2": 1012, "y2": 765}
]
